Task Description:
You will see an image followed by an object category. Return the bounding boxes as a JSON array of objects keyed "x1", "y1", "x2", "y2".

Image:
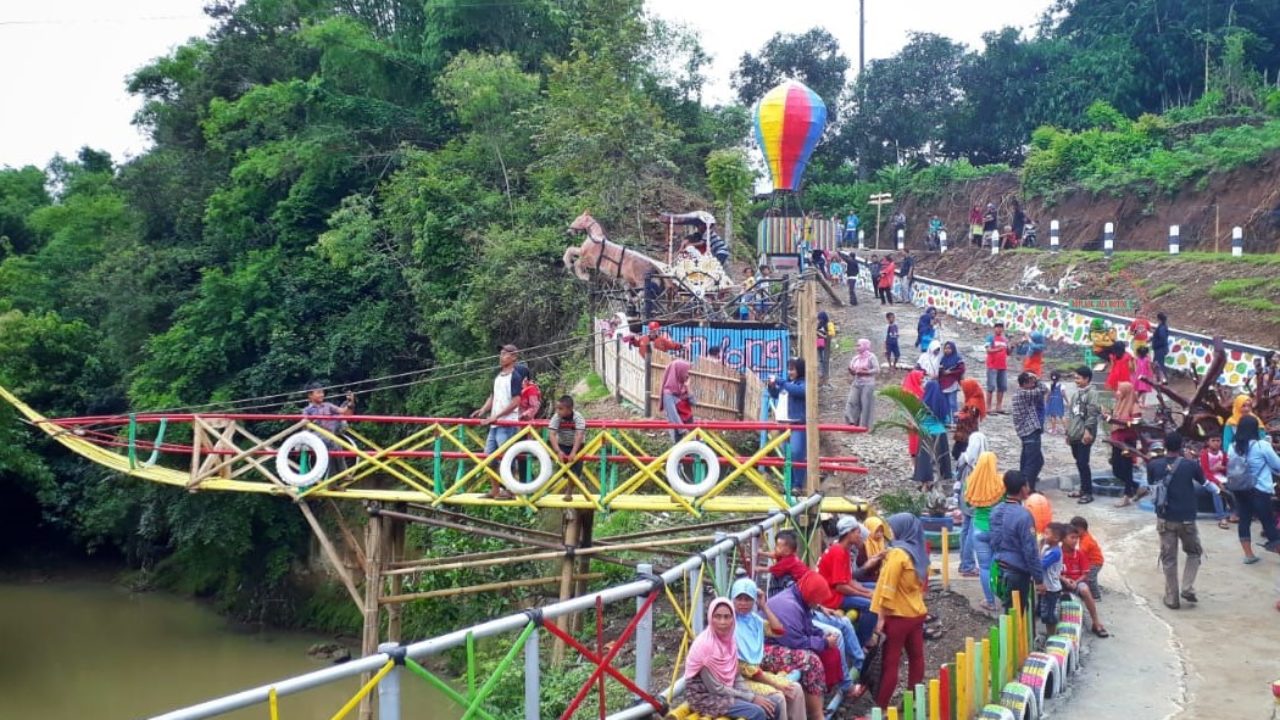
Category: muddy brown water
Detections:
[{"x1": 0, "y1": 581, "x2": 459, "y2": 719}]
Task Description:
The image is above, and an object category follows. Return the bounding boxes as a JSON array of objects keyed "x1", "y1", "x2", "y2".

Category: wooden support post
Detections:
[
  {"x1": 298, "y1": 501, "x2": 362, "y2": 608},
  {"x1": 552, "y1": 509, "x2": 582, "y2": 665},
  {"x1": 386, "y1": 507, "x2": 406, "y2": 642},
  {"x1": 798, "y1": 277, "x2": 822, "y2": 559},
  {"x1": 573, "y1": 509, "x2": 595, "y2": 631},
  {"x1": 359, "y1": 510, "x2": 385, "y2": 720}
]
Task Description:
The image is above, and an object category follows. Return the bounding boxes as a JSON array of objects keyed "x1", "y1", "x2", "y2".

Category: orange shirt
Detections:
[
  {"x1": 870, "y1": 548, "x2": 927, "y2": 618},
  {"x1": 1078, "y1": 531, "x2": 1104, "y2": 567}
]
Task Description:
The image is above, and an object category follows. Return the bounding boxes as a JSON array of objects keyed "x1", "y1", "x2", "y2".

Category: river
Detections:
[{"x1": 0, "y1": 580, "x2": 458, "y2": 719}]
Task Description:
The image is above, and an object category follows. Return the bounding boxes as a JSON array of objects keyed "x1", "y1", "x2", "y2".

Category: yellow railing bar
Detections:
[{"x1": 328, "y1": 661, "x2": 395, "y2": 720}]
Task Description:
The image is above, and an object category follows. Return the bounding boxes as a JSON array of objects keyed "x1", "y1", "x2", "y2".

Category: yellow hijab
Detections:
[
  {"x1": 864, "y1": 516, "x2": 890, "y2": 557},
  {"x1": 1227, "y1": 395, "x2": 1261, "y2": 427},
  {"x1": 963, "y1": 451, "x2": 1005, "y2": 508}
]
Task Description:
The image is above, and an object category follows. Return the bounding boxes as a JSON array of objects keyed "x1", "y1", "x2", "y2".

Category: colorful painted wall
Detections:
[{"x1": 904, "y1": 275, "x2": 1269, "y2": 387}]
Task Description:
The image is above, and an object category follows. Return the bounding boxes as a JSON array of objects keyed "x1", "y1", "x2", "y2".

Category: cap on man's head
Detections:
[
  {"x1": 499, "y1": 344, "x2": 519, "y2": 354},
  {"x1": 836, "y1": 516, "x2": 862, "y2": 539}
]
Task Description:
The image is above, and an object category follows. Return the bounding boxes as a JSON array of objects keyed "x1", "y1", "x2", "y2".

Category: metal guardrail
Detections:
[{"x1": 150, "y1": 493, "x2": 825, "y2": 720}]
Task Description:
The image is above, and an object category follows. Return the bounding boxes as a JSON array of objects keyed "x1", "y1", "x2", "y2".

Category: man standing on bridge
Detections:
[{"x1": 472, "y1": 344, "x2": 521, "y2": 499}]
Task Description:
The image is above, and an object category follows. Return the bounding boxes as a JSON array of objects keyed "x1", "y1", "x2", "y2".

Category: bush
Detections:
[{"x1": 876, "y1": 489, "x2": 926, "y2": 517}]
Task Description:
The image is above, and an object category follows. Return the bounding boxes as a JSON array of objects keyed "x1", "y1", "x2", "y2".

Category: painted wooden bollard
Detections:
[
  {"x1": 888, "y1": 707, "x2": 899, "y2": 720},
  {"x1": 916, "y1": 683, "x2": 927, "y2": 720},
  {"x1": 939, "y1": 230, "x2": 948, "y2": 254},
  {"x1": 1169, "y1": 225, "x2": 1180, "y2": 255},
  {"x1": 990, "y1": 231, "x2": 999, "y2": 255},
  {"x1": 955, "y1": 654, "x2": 966, "y2": 720},
  {"x1": 858, "y1": 230, "x2": 866, "y2": 250},
  {"x1": 999, "y1": 614, "x2": 1012, "y2": 684},
  {"x1": 999, "y1": 681, "x2": 1038, "y2": 720},
  {"x1": 941, "y1": 527, "x2": 950, "y2": 590},
  {"x1": 903, "y1": 686, "x2": 914, "y2": 719},
  {"x1": 930, "y1": 678, "x2": 941, "y2": 720},
  {"x1": 871, "y1": 708, "x2": 884, "y2": 720},
  {"x1": 989, "y1": 627, "x2": 1001, "y2": 699},
  {"x1": 1049, "y1": 220, "x2": 1059, "y2": 252},
  {"x1": 1104, "y1": 222, "x2": 1115, "y2": 259},
  {"x1": 1233, "y1": 226, "x2": 1244, "y2": 257},
  {"x1": 897, "y1": 228, "x2": 905, "y2": 251}
]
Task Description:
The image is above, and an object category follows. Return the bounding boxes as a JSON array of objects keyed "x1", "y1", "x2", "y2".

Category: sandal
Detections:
[
  {"x1": 1091, "y1": 626, "x2": 1111, "y2": 638},
  {"x1": 1067, "y1": 491, "x2": 1083, "y2": 498},
  {"x1": 923, "y1": 626, "x2": 944, "y2": 641},
  {"x1": 1218, "y1": 519, "x2": 1231, "y2": 530},
  {"x1": 1115, "y1": 497, "x2": 1132, "y2": 508},
  {"x1": 1244, "y1": 556, "x2": 1260, "y2": 565},
  {"x1": 925, "y1": 613, "x2": 939, "y2": 624},
  {"x1": 1077, "y1": 495, "x2": 1095, "y2": 504}
]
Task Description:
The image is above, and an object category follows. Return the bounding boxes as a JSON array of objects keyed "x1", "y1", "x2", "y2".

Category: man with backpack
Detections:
[{"x1": 1147, "y1": 432, "x2": 1206, "y2": 610}]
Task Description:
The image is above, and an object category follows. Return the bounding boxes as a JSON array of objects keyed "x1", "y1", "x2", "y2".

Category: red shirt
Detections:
[
  {"x1": 1200, "y1": 449, "x2": 1226, "y2": 485},
  {"x1": 1062, "y1": 545, "x2": 1091, "y2": 583},
  {"x1": 816, "y1": 543, "x2": 853, "y2": 609},
  {"x1": 987, "y1": 333, "x2": 1009, "y2": 370},
  {"x1": 768, "y1": 554, "x2": 809, "y2": 584}
]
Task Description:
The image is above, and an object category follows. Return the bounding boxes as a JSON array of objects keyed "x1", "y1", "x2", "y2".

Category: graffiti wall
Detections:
[
  {"x1": 909, "y1": 276, "x2": 1269, "y2": 387},
  {"x1": 665, "y1": 325, "x2": 790, "y2": 380}
]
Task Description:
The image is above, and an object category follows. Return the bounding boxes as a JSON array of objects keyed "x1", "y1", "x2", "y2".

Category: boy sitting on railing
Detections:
[{"x1": 548, "y1": 395, "x2": 586, "y2": 501}]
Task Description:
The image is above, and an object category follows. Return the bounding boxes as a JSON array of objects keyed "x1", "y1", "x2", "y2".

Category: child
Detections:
[
  {"x1": 1039, "y1": 522, "x2": 1067, "y2": 635},
  {"x1": 1061, "y1": 524, "x2": 1109, "y2": 637},
  {"x1": 1069, "y1": 516, "x2": 1104, "y2": 600},
  {"x1": 1133, "y1": 345, "x2": 1156, "y2": 412},
  {"x1": 1045, "y1": 371, "x2": 1066, "y2": 434},
  {"x1": 1198, "y1": 435, "x2": 1233, "y2": 528},
  {"x1": 1021, "y1": 331, "x2": 1046, "y2": 378},
  {"x1": 760, "y1": 530, "x2": 809, "y2": 588},
  {"x1": 884, "y1": 312, "x2": 901, "y2": 371},
  {"x1": 547, "y1": 395, "x2": 586, "y2": 501}
]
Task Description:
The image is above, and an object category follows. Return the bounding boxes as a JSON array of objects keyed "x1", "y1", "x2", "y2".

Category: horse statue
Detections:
[{"x1": 563, "y1": 212, "x2": 667, "y2": 290}]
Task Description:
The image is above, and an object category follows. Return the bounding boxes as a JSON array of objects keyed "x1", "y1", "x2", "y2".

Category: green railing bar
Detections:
[
  {"x1": 466, "y1": 631, "x2": 476, "y2": 698},
  {"x1": 598, "y1": 432, "x2": 610, "y2": 496},
  {"x1": 782, "y1": 440, "x2": 792, "y2": 505},
  {"x1": 403, "y1": 658, "x2": 499, "y2": 720},
  {"x1": 127, "y1": 413, "x2": 138, "y2": 469},
  {"x1": 460, "y1": 621, "x2": 535, "y2": 720},
  {"x1": 455, "y1": 426, "x2": 467, "y2": 483},
  {"x1": 433, "y1": 435, "x2": 444, "y2": 494}
]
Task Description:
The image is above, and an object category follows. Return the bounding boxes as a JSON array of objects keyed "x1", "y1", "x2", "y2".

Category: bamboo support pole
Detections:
[
  {"x1": 358, "y1": 510, "x2": 385, "y2": 720},
  {"x1": 379, "y1": 573, "x2": 604, "y2": 605},
  {"x1": 553, "y1": 509, "x2": 581, "y2": 665},
  {"x1": 297, "y1": 501, "x2": 362, "y2": 608},
  {"x1": 406, "y1": 503, "x2": 562, "y2": 541},
  {"x1": 386, "y1": 511, "x2": 405, "y2": 642},
  {"x1": 328, "y1": 499, "x2": 368, "y2": 576}
]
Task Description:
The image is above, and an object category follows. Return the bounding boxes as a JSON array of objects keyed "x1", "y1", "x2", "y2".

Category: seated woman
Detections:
[
  {"x1": 684, "y1": 597, "x2": 783, "y2": 720},
  {"x1": 854, "y1": 516, "x2": 890, "y2": 584},
  {"x1": 763, "y1": 572, "x2": 845, "y2": 719},
  {"x1": 731, "y1": 579, "x2": 805, "y2": 720}
]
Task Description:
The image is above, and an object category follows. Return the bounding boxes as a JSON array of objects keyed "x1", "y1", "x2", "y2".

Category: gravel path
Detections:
[{"x1": 811, "y1": 278, "x2": 1107, "y2": 502}]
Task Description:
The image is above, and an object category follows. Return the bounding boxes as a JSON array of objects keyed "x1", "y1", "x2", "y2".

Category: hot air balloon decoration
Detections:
[{"x1": 753, "y1": 80, "x2": 827, "y2": 193}]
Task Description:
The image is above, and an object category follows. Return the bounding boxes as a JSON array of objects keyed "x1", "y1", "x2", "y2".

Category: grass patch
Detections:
[
  {"x1": 1208, "y1": 277, "x2": 1280, "y2": 323},
  {"x1": 1016, "y1": 250, "x2": 1280, "y2": 271},
  {"x1": 1149, "y1": 282, "x2": 1179, "y2": 299},
  {"x1": 577, "y1": 371, "x2": 611, "y2": 403}
]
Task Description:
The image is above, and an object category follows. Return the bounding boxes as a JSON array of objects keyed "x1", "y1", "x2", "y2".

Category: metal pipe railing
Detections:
[{"x1": 150, "y1": 494, "x2": 821, "y2": 720}]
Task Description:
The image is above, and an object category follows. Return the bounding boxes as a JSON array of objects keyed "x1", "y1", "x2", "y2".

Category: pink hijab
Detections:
[
  {"x1": 684, "y1": 597, "x2": 738, "y2": 684},
  {"x1": 662, "y1": 359, "x2": 691, "y2": 397},
  {"x1": 850, "y1": 338, "x2": 876, "y2": 373}
]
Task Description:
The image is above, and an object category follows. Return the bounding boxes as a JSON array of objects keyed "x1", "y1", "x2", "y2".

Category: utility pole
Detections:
[
  {"x1": 798, "y1": 278, "x2": 821, "y2": 560},
  {"x1": 859, "y1": 0, "x2": 866, "y2": 75}
]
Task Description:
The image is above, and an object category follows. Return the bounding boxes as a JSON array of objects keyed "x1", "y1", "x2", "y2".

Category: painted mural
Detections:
[
  {"x1": 907, "y1": 276, "x2": 1268, "y2": 388},
  {"x1": 664, "y1": 325, "x2": 790, "y2": 379}
]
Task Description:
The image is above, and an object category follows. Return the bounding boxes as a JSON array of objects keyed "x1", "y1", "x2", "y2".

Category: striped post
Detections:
[
  {"x1": 858, "y1": 229, "x2": 866, "y2": 250},
  {"x1": 1232, "y1": 226, "x2": 1243, "y2": 257},
  {"x1": 897, "y1": 228, "x2": 905, "y2": 251},
  {"x1": 1049, "y1": 220, "x2": 1059, "y2": 252},
  {"x1": 1168, "y1": 225, "x2": 1180, "y2": 255},
  {"x1": 990, "y1": 231, "x2": 999, "y2": 256},
  {"x1": 939, "y1": 230, "x2": 948, "y2": 254},
  {"x1": 1103, "y1": 222, "x2": 1114, "y2": 259}
]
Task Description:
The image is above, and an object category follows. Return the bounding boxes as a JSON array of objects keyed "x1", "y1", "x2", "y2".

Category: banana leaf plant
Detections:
[{"x1": 872, "y1": 386, "x2": 951, "y2": 507}]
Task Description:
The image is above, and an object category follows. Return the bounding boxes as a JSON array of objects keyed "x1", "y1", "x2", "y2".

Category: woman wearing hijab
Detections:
[
  {"x1": 1108, "y1": 381, "x2": 1144, "y2": 506},
  {"x1": 817, "y1": 311, "x2": 832, "y2": 385},
  {"x1": 1223, "y1": 395, "x2": 1262, "y2": 449},
  {"x1": 938, "y1": 341, "x2": 965, "y2": 423},
  {"x1": 769, "y1": 359, "x2": 808, "y2": 492},
  {"x1": 845, "y1": 339, "x2": 879, "y2": 429},
  {"x1": 870, "y1": 514, "x2": 930, "y2": 710},
  {"x1": 953, "y1": 428, "x2": 988, "y2": 580},
  {"x1": 915, "y1": 308, "x2": 938, "y2": 351},
  {"x1": 855, "y1": 516, "x2": 891, "y2": 583},
  {"x1": 1227, "y1": 415, "x2": 1280, "y2": 563},
  {"x1": 878, "y1": 257, "x2": 896, "y2": 305},
  {"x1": 684, "y1": 597, "x2": 782, "y2": 720},
  {"x1": 963, "y1": 451, "x2": 1005, "y2": 612},
  {"x1": 901, "y1": 368, "x2": 927, "y2": 461},
  {"x1": 730, "y1": 579, "x2": 806, "y2": 720},
  {"x1": 916, "y1": 339, "x2": 943, "y2": 380},
  {"x1": 1105, "y1": 342, "x2": 1134, "y2": 391},
  {"x1": 763, "y1": 572, "x2": 844, "y2": 719},
  {"x1": 913, "y1": 379, "x2": 953, "y2": 490},
  {"x1": 960, "y1": 378, "x2": 987, "y2": 423},
  {"x1": 661, "y1": 359, "x2": 693, "y2": 443}
]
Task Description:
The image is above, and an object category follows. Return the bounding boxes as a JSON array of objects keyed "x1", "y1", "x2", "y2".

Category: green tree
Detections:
[
  {"x1": 732, "y1": 28, "x2": 850, "y2": 111},
  {"x1": 704, "y1": 149, "x2": 754, "y2": 245}
]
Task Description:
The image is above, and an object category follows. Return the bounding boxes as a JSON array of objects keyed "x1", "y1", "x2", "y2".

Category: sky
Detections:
[{"x1": 0, "y1": 0, "x2": 1053, "y2": 170}]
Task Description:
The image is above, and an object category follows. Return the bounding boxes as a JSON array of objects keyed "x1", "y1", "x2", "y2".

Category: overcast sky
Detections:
[{"x1": 0, "y1": 0, "x2": 1052, "y2": 170}]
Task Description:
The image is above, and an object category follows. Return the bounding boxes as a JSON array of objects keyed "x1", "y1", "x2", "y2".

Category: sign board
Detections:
[
  {"x1": 764, "y1": 253, "x2": 801, "y2": 274},
  {"x1": 756, "y1": 217, "x2": 841, "y2": 255},
  {"x1": 665, "y1": 325, "x2": 790, "y2": 380}
]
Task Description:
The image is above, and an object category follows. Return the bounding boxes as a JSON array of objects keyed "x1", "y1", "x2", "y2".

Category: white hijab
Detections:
[{"x1": 918, "y1": 340, "x2": 943, "y2": 379}]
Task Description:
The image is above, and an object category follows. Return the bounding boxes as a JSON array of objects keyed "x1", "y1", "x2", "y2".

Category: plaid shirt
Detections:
[{"x1": 1011, "y1": 381, "x2": 1046, "y2": 438}]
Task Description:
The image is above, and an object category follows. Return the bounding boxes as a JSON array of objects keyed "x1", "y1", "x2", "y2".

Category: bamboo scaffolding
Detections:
[
  {"x1": 380, "y1": 573, "x2": 605, "y2": 604},
  {"x1": 383, "y1": 535, "x2": 714, "y2": 576}
]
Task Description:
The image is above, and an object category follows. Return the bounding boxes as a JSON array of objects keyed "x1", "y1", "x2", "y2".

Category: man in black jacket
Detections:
[{"x1": 1148, "y1": 432, "x2": 1205, "y2": 609}]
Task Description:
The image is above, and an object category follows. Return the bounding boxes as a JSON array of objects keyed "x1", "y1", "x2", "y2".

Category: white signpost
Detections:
[{"x1": 869, "y1": 192, "x2": 893, "y2": 249}]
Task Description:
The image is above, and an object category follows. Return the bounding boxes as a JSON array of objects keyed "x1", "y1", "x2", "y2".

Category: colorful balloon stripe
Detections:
[{"x1": 754, "y1": 80, "x2": 827, "y2": 192}]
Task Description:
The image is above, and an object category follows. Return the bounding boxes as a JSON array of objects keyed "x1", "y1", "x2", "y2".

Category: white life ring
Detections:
[
  {"x1": 666, "y1": 440, "x2": 720, "y2": 496},
  {"x1": 498, "y1": 440, "x2": 554, "y2": 495},
  {"x1": 276, "y1": 431, "x2": 330, "y2": 487}
]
